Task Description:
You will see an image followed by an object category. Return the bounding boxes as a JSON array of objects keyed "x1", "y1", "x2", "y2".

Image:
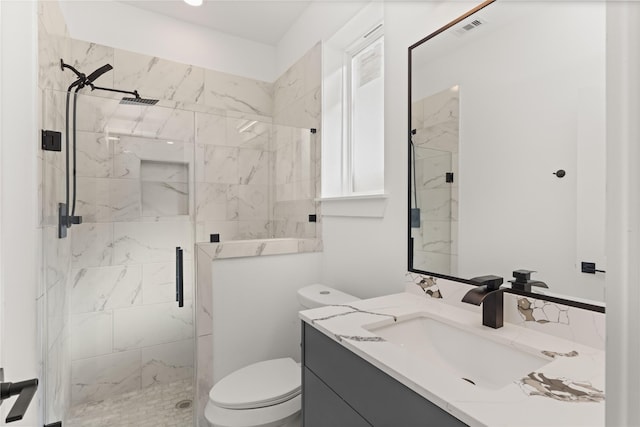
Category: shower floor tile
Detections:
[{"x1": 66, "y1": 379, "x2": 194, "y2": 427}]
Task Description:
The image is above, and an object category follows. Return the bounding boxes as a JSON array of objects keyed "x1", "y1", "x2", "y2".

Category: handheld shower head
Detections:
[{"x1": 86, "y1": 64, "x2": 113, "y2": 84}]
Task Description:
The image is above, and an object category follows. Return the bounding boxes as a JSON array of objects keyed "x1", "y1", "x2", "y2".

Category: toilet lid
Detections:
[{"x1": 210, "y1": 358, "x2": 301, "y2": 410}]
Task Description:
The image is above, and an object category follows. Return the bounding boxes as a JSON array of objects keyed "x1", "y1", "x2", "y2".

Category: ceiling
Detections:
[{"x1": 120, "y1": 1, "x2": 312, "y2": 45}]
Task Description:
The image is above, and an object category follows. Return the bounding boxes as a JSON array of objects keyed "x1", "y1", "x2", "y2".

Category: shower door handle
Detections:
[{"x1": 176, "y1": 247, "x2": 184, "y2": 308}]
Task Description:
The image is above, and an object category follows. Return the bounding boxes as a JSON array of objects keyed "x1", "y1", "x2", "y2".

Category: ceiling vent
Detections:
[{"x1": 454, "y1": 18, "x2": 486, "y2": 36}]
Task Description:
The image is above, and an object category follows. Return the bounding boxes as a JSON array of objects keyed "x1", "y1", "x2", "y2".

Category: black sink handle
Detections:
[{"x1": 0, "y1": 377, "x2": 39, "y2": 423}]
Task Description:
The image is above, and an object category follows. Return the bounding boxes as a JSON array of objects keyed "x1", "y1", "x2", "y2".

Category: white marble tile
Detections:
[
  {"x1": 46, "y1": 332, "x2": 70, "y2": 423},
  {"x1": 197, "y1": 334, "x2": 213, "y2": 427},
  {"x1": 420, "y1": 86, "x2": 460, "y2": 127},
  {"x1": 412, "y1": 100, "x2": 424, "y2": 132},
  {"x1": 43, "y1": 225, "x2": 71, "y2": 290},
  {"x1": 417, "y1": 153, "x2": 452, "y2": 190},
  {"x1": 141, "y1": 182, "x2": 189, "y2": 217},
  {"x1": 142, "y1": 262, "x2": 193, "y2": 305},
  {"x1": 75, "y1": 131, "x2": 113, "y2": 178},
  {"x1": 238, "y1": 148, "x2": 269, "y2": 185},
  {"x1": 75, "y1": 178, "x2": 110, "y2": 223},
  {"x1": 110, "y1": 103, "x2": 195, "y2": 142},
  {"x1": 237, "y1": 221, "x2": 271, "y2": 239},
  {"x1": 201, "y1": 145, "x2": 239, "y2": 184},
  {"x1": 196, "y1": 248, "x2": 213, "y2": 337},
  {"x1": 141, "y1": 340, "x2": 194, "y2": 388},
  {"x1": 273, "y1": 86, "x2": 320, "y2": 129},
  {"x1": 71, "y1": 349, "x2": 141, "y2": 404},
  {"x1": 113, "y1": 301, "x2": 194, "y2": 351},
  {"x1": 140, "y1": 159, "x2": 189, "y2": 183},
  {"x1": 47, "y1": 279, "x2": 68, "y2": 351},
  {"x1": 70, "y1": 265, "x2": 142, "y2": 314},
  {"x1": 413, "y1": 120, "x2": 459, "y2": 153},
  {"x1": 420, "y1": 220, "x2": 452, "y2": 253},
  {"x1": 75, "y1": 93, "x2": 121, "y2": 133},
  {"x1": 39, "y1": 31, "x2": 70, "y2": 93},
  {"x1": 195, "y1": 112, "x2": 227, "y2": 145},
  {"x1": 451, "y1": 220, "x2": 459, "y2": 256},
  {"x1": 237, "y1": 185, "x2": 269, "y2": 221},
  {"x1": 226, "y1": 118, "x2": 271, "y2": 150},
  {"x1": 112, "y1": 220, "x2": 193, "y2": 265},
  {"x1": 204, "y1": 69, "x2": 273, "y2": 116},
  {"x1": 114, "y1": 49, "x2": 205, "y2": 105},
  {"x1": 303, "y1": 43, "x2": 322, "y2": 96},
  {"x1": 195, "y1": 183, "x2": 238, "y2": 222},
  {"x1": 275, "y1": 141, "x2": 294, "y2": 186},
  {"x1": 38, "y1": 0, "x2": 69, "y2": 38},
  {"x1": 412, "y1": 250, "x2": 451, "y2": 275},
  {"x1": 114, "y1": 136, "x2": 194, "y2": 179},
  {"x1": 418, "y1": 188, "x2": 452, "y2": 221},
  {"x1": 274, "y1": 64, "x2": 305, "y2": 115},
  {"x1": 195, "y1": 221, "x2": 239, "y2": 243},
  {"x1": 41, "y1": 162, "x2": 66, "y2": 227},
  {"x1": 110, "y1": 179, "x2": 142, "y2": 221},
  {"x1": 41, "y1": 90, "x2": 67, "y2": 148},
  {"x1": 70, "y1": 311, "x2": 113, "y2": 360},
  {"x1": 71, "y1": 222, "x2": 114, "y2": 268},
  {"x1": 71, "y1": 40, "x2": 115, "y2": 90}
]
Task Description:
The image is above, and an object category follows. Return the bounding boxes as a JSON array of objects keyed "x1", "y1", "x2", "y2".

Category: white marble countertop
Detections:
[{"x1": 300, "y1": 292, "x2": 605, "y2": 427}]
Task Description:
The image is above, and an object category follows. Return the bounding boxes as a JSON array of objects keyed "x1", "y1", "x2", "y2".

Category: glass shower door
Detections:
[
  {"x1": 41, "y1": 89, "x2": 196, "y2": 426},
  {"x1": 411, "y1": 146, "x2": 456, "y2": 276}
]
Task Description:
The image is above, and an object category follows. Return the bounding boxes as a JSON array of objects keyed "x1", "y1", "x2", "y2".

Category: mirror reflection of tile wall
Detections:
[{"x1": 411, "y1": 86, "x2": 459, "y2": 276}]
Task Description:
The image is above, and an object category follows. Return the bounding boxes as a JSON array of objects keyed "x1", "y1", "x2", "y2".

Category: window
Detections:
[
  {"x1": 347, "y1": 28, "x2": 384, "y2": 194},
  {"x1": 322, "y1": 8, "x2": 384, "y2": 199}
]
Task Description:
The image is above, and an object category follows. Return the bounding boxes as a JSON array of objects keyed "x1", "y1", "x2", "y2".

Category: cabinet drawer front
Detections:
[
  {"x1": 303, "y1": 368, "x2": 372, "y2": 427},
  {"x1": 304, "y1": 323, "x2": 468, "y2": 427}
]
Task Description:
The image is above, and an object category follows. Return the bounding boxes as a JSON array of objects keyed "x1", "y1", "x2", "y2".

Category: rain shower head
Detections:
[{"x1": 120, "y1": 96, "x2": 159, "y2": 106}]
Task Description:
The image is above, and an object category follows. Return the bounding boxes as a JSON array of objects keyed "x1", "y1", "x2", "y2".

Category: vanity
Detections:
[
  {"x1": 302, "y1": 321, "x2": 466, "y2": 427},
  {"x1": 300, "y1": 292, "x2": 605, "y2": 427}
]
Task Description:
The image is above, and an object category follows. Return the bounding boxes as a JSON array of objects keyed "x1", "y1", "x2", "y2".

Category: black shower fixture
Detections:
[{"x1": 58, "y1": 59, "x2": 159, "y2": 238}]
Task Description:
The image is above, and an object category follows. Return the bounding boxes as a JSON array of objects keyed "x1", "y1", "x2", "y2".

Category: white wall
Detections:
[
  {"x1": 59, "y1": 0, "x2": 277, "y2": 82},
  {"x1": 0, "y1": 1, "x2": 40, "y2": 425},
  {"x1": 211, "y1": 252, "x2": 322, "y2": 382},
  {"x1": 320, "y1": 2, "x2": 474, "y2": 299},
  {"x1": 605, "y1": 2, "x2": 640, "y2": 425},
  {"x1": 275, "y1": 1, "x2": 368, "y2": 78}
]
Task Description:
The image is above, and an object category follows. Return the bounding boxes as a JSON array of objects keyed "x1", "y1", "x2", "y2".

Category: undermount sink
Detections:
[{"x1": 364, "y1": 314, "x2": 551, "y2": 390}]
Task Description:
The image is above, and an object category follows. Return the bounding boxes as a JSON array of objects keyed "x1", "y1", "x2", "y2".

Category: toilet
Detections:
[{"x1": 204, "y1": 284, "x2": 360, "y2": 427}]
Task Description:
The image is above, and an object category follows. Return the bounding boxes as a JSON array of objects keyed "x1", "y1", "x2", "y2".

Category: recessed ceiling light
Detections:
[{"x1": 184, "y1": 0, "x2": 203, "y2": 6}]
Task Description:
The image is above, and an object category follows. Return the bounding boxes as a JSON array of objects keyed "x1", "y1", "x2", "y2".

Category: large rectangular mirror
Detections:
[{"x1": 408, "y1": 0, "x2": 606, "y2": 304}]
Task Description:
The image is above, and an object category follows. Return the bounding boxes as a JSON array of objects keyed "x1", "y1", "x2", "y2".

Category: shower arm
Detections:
[{"x1": 88, "y1": 84, "x2": 140, "y2": 99}]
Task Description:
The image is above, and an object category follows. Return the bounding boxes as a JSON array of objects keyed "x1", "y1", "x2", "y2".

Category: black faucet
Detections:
[
  {"x1": 508, "y1": 269, "x2": 548, "y2": 292},
  {"x1": 461, "y1": 275, "x2": 504, "y2": 329},
  {"x1": 0, "y1": 368, "x2": 38, "y2": 423}
]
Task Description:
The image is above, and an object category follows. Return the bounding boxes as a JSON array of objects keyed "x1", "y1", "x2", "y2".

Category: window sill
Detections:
[{"x1": 318, "y1": 193, "x2": 388, "y2": 218}]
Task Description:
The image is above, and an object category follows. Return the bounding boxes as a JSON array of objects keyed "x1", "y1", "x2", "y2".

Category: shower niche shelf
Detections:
[{"x1": 140, "y1": 160, "x2": 189, "y2": 217}]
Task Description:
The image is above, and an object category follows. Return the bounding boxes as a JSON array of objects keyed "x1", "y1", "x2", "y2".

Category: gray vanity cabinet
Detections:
[{"x1": 302, "y1": 323, "x2": 469, "y2": 427}]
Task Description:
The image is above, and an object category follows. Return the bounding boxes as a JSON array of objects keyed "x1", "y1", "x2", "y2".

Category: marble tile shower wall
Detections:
[
  {"x1": 272, "y1": 44, "x2": 322, "y2": 240},
  {"x1": 411, "y1": 87, "x2": 459, "y2": 276}
]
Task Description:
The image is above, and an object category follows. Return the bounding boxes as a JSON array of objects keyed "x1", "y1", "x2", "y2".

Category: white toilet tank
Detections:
[{"x1": 297, "y1": 284, "x2": 359, "y2": 309}]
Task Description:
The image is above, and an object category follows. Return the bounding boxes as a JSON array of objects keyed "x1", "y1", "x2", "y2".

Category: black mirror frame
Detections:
[{"x1": 406, "y1": 0, "x2": 604, "y2": 314}]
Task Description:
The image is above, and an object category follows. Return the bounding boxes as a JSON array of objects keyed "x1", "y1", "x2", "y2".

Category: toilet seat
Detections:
[{"x1": 210, "y1": 358, "x2": 301, "y2": 410}]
